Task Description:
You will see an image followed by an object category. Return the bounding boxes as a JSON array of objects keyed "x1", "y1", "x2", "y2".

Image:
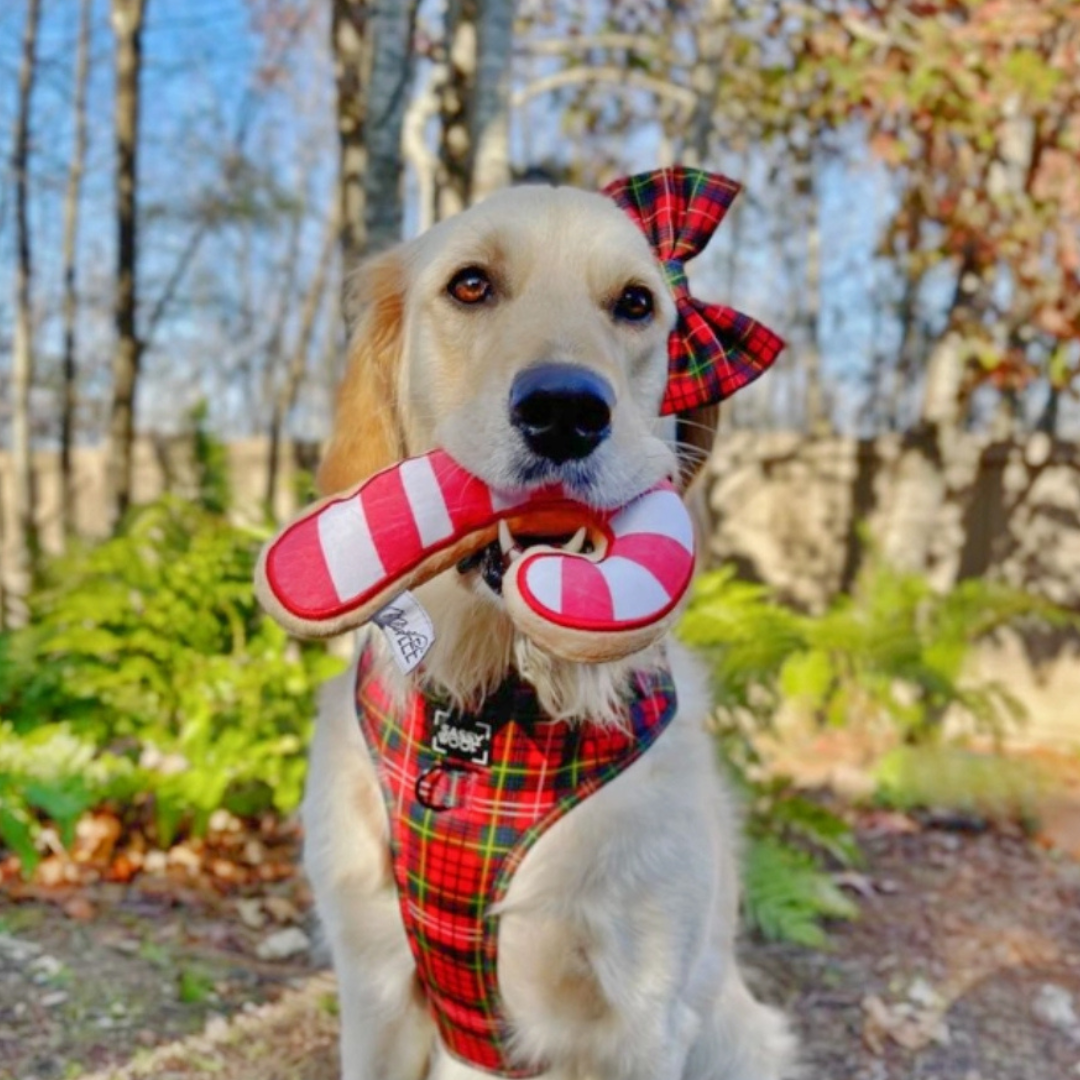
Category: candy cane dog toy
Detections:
[{"x1": 254, "y1": 449, "x2": 695, "y2": 664}]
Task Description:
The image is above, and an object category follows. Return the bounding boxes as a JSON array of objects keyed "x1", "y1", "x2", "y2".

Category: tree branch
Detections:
[{"x1": 512, "y1": 67, "x2": 695, "y2": 114}]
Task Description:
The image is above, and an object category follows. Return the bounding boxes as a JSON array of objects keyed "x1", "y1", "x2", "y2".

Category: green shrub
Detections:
[
  {"x1": 874, "y1": 744, "x2": 1042, "y2": 826},
  {"x1": 683, "y1": 560, "x2": 1062, "y2": 746},
  {"x1": 0, "y1": 496, "x2": 343, "y2": 870},
  {"x1": 680, "y1": 558, "x2": 1066, "y2": 944}
]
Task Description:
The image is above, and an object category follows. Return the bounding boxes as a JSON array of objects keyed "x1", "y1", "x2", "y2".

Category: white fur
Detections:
[{"x1": 302, "y1": 183, "x2": 798, "y2": 1079}]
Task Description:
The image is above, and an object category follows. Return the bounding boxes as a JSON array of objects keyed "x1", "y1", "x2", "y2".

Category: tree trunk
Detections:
[
  {"x1": 684, "y1": 0, "x2": 731, "y2": 166},
  {"x1": 8, "y1": 0, "x2": 43, "y2": 629},
  {"x1": 468, "y1": 0, "x2": 513, "y2": 201},
  {"x1": 59, "y1": 0, "x2": 94, "y2": 542},
  {"x1": 879, "y1": 265, "x2": 977, "y2": 583},
  {"x1": 880, "y1": 110, "x2": 1035, "y2": 583},
  {"x1": 436, "y1": 0, "x2": 473, "y2": 220},
  {"x1": 364, "y1": 0, "x2": 418, "y2": 253},
  {"x1": 106, "y1": 0, "x2": 148, "y2": 529},
  {"x1": 266, "y1": 211, "x2": 339, "y2": 512},
  {"x1": 878, "y1": 332, "x2": 965, "y2": 580},
  {"x1": 796, "y1": 152, "x2": 828, "y2": 436},
  {"x1": 403, "y1": 73, "x2": 440, "y2": 234},
  {"x1": 1036, "y1": 383, "x2": 1060, "y2": 437},
  {"x1": 333, "y1": 0, "x2": 367, "y2": 269},
  {"x1": 333, "y1": 0, "x2": 418, "y2": 271},
  {"x1": 436, "y1": 0, "x2": 514, "y2": 220},
  {"x1": 0, "y1": 474, "x2": 7, "y2": 630}
]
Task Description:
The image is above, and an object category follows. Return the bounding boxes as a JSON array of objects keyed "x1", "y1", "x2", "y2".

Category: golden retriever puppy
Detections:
[{"x1": 301, "y1": 182, "x2": 797, "y2": 1080}]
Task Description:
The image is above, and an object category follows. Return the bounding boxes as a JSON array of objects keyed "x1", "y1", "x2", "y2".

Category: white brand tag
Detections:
[{"x1": 373, "y1": 591, "x2": 435, "y2": 674}]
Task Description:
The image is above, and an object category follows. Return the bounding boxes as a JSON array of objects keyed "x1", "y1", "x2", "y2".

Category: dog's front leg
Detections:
[
  {"x1": 333, "y1": 918, "x2": 433, "y2": 1080},
  {"x1": 304, "y1": 669, "x2": 435, "y2": 1079}
]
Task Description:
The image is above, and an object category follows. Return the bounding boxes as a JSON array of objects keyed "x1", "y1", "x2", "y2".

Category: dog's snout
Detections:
[{"x1": 509, "y1": 363, "x2": 614, "y2": 464}]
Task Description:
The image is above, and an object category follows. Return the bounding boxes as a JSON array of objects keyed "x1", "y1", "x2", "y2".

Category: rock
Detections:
[
  {"x1": 29, "y1": 954, "x2": 65, "y2": 982},
  {"x1": 236, "y1": 898, "x2": 267, "y2": 930},
  {"x1": 255, "y1": 927, "x2": 310, "y2": 961},
  {"x1": 907, "y1": 976, "x2": 943, "y2": 1010},
  {"x1": 204, "y1": 1013, "x2": 230, "y2": 1040},
  {"x1": 263, "y1": 895, "x2": 302, "y2": 924},
  {"x1": 1032, "y1": 983, "x2": 1080, "y2": 1042},
  {"x1": 40, "y1": 990, "x2": 69, "y2": 1008},
  {"x1": 0, "y1": 933, "x2": 43, "y2": 963}
]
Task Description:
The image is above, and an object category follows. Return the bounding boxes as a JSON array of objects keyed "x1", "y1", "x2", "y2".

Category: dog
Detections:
[{"x1": 300, "y1": 175, "x2": 798, "y2": 1080}]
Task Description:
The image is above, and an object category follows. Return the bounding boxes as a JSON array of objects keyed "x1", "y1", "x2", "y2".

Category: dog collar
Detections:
[{"x1": 355, "y1": 649, "x2": 678, "y2": 1075}]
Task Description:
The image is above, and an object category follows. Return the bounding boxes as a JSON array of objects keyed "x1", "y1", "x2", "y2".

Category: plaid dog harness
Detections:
[{"x1": 354, "y1": 649, "x2": 678, "y2": 1076}]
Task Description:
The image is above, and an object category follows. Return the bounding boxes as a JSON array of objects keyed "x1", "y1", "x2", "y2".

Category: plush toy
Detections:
[{"x1": 254, "y1": 449, "x2": 696, "y2": 664}]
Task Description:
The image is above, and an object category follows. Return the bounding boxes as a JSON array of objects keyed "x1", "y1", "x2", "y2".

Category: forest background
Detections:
[{"x1": 0, "y1": 3, "x2": 1079, "y2": 1076}]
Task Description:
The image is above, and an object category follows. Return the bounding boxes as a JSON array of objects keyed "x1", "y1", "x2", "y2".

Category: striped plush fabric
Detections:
[
  {"x1": 603, "y1": 167, "x2": 785, "y2": 415},
  {"x1": 355, "y1": 649, "x2": 678, "y2": 1076}
]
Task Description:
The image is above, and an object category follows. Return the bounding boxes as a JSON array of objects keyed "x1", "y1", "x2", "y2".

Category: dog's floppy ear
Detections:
[
  {"x1": 675, "y1": 403, "x2": 719, "y2": 491},
  {"x1": 317, "y1": 250, "x2": 407, "y2": 496}
]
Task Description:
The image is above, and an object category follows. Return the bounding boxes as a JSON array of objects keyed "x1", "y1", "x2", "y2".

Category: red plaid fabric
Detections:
[
  {"x1": 603, "y1": 167, "x2": 785, "y2": 415},
  {"x1": 355, "y1": 650, "x2": 678, "y2": 1076}
]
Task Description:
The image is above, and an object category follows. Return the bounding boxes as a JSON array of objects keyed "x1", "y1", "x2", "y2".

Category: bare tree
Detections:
[
  {"x1": 59, "y1": 0, "x2": 95, "y2": 541},
  {"x1": 436, "y1": 0, "x2": 474, "y2": 219},
  {"x1": 265, "y1": 208, "x2": 339, "y2": 511},
  {"x1": 8, "y1": 0, "x2": 43, "y2": 629},
  {"x1": 436, "y1": 0, "x2": 515, "y2": 219},
  {"x1": 683, "y1": 0, "x2": 731, "y2": 165},
  {"x1": 105, "y1": 0, "x2": 148, "y2": 528},
  {"x1": 332, "y1": 0, "x2": 419, "y2": 269},
  {"x1": 332, "y1": 0, "x2": 367, "y2": 268},
  {"x1": 364, "y1": 0, "x2": 419, "y2": 253},
  {"x1": 468, "y1": 0, "x2": 513, "y2": 201}
]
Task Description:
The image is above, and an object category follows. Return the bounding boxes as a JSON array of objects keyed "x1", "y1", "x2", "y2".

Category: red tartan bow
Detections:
[{"x1": 603, "y1": 167, "x2": 784, "y2": 416}]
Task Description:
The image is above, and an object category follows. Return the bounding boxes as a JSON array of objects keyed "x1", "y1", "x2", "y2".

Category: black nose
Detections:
[{"x1": 509, "y1": 363, "x2": 614, "y2": 464}]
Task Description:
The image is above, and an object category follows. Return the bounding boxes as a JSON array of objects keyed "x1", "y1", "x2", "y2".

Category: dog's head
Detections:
[
  {"x1": 319, "y1": 183, "x2": 693, "y2": 511},
  {"x1": 311, "y1": 171, "x2": 779, "y2": 713}
]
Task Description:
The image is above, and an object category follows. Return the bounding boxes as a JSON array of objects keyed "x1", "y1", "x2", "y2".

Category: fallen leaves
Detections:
[
  {"x1": 61, "y1": 895, "x2": 97, "y2": 921},
  {"x1": 0, "y1": 808, "x2": 304, "y2": 912},
  {"x1": 862, "y1": 979, "x2": 951, "y2": 1054}
]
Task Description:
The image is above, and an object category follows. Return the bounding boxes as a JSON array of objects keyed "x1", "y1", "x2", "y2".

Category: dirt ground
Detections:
[
  {"x1": 2, "y1": 816, "x2": 1079, "y2": 1080},
  {"x1": 755, "y1": 817, "x2": 1080, "y2": 1079}
]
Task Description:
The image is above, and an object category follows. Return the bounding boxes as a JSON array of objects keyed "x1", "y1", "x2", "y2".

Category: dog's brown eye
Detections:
[
  {"x1": 613, "y1": 284, "x2": 654, "y2": 323},
  {"x1": 447, "y1": 266, "x2": 493, "y2": 305}
]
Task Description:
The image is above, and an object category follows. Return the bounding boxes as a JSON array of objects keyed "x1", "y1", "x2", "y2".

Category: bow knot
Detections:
[
  {"x1": 662, "y1": 258, "x2": 689, "y2": 294},
  {"x1": 603, "y1": 167, "x2": 784, "y2": 415}
]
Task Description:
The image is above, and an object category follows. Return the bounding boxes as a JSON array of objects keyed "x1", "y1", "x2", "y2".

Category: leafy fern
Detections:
[
  {"x1": 743, "y1": 837, "x2": 858, "y2": 948},
  {"x1": 0, "y1": 494, "x2": 343, "y2": 868}
]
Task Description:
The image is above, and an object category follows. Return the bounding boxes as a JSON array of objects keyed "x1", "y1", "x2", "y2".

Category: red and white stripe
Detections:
[
  {"x1": 264, "y1": 450, "x2": 496, "y2": 620},
  {"x1": 510, "y1": 485, "x2": 695, "y2": 632}
]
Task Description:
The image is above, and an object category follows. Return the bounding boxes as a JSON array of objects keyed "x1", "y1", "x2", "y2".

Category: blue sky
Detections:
[{"x1": 2, "y1": 1, "x2": 1068, "y2": 441}]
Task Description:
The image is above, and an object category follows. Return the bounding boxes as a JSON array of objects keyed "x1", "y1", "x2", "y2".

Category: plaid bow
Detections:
[{"x1": 603, "y1": 167, "x2": 785, "y2": 415}]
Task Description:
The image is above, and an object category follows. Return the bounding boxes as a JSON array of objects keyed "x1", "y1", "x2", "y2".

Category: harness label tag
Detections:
[
  {"x1": 431, "y1": 708, "x2": 493, "y2": 766},
  {"x1": 373, "y1": 591, "x2": 434, "y2": 673}
]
